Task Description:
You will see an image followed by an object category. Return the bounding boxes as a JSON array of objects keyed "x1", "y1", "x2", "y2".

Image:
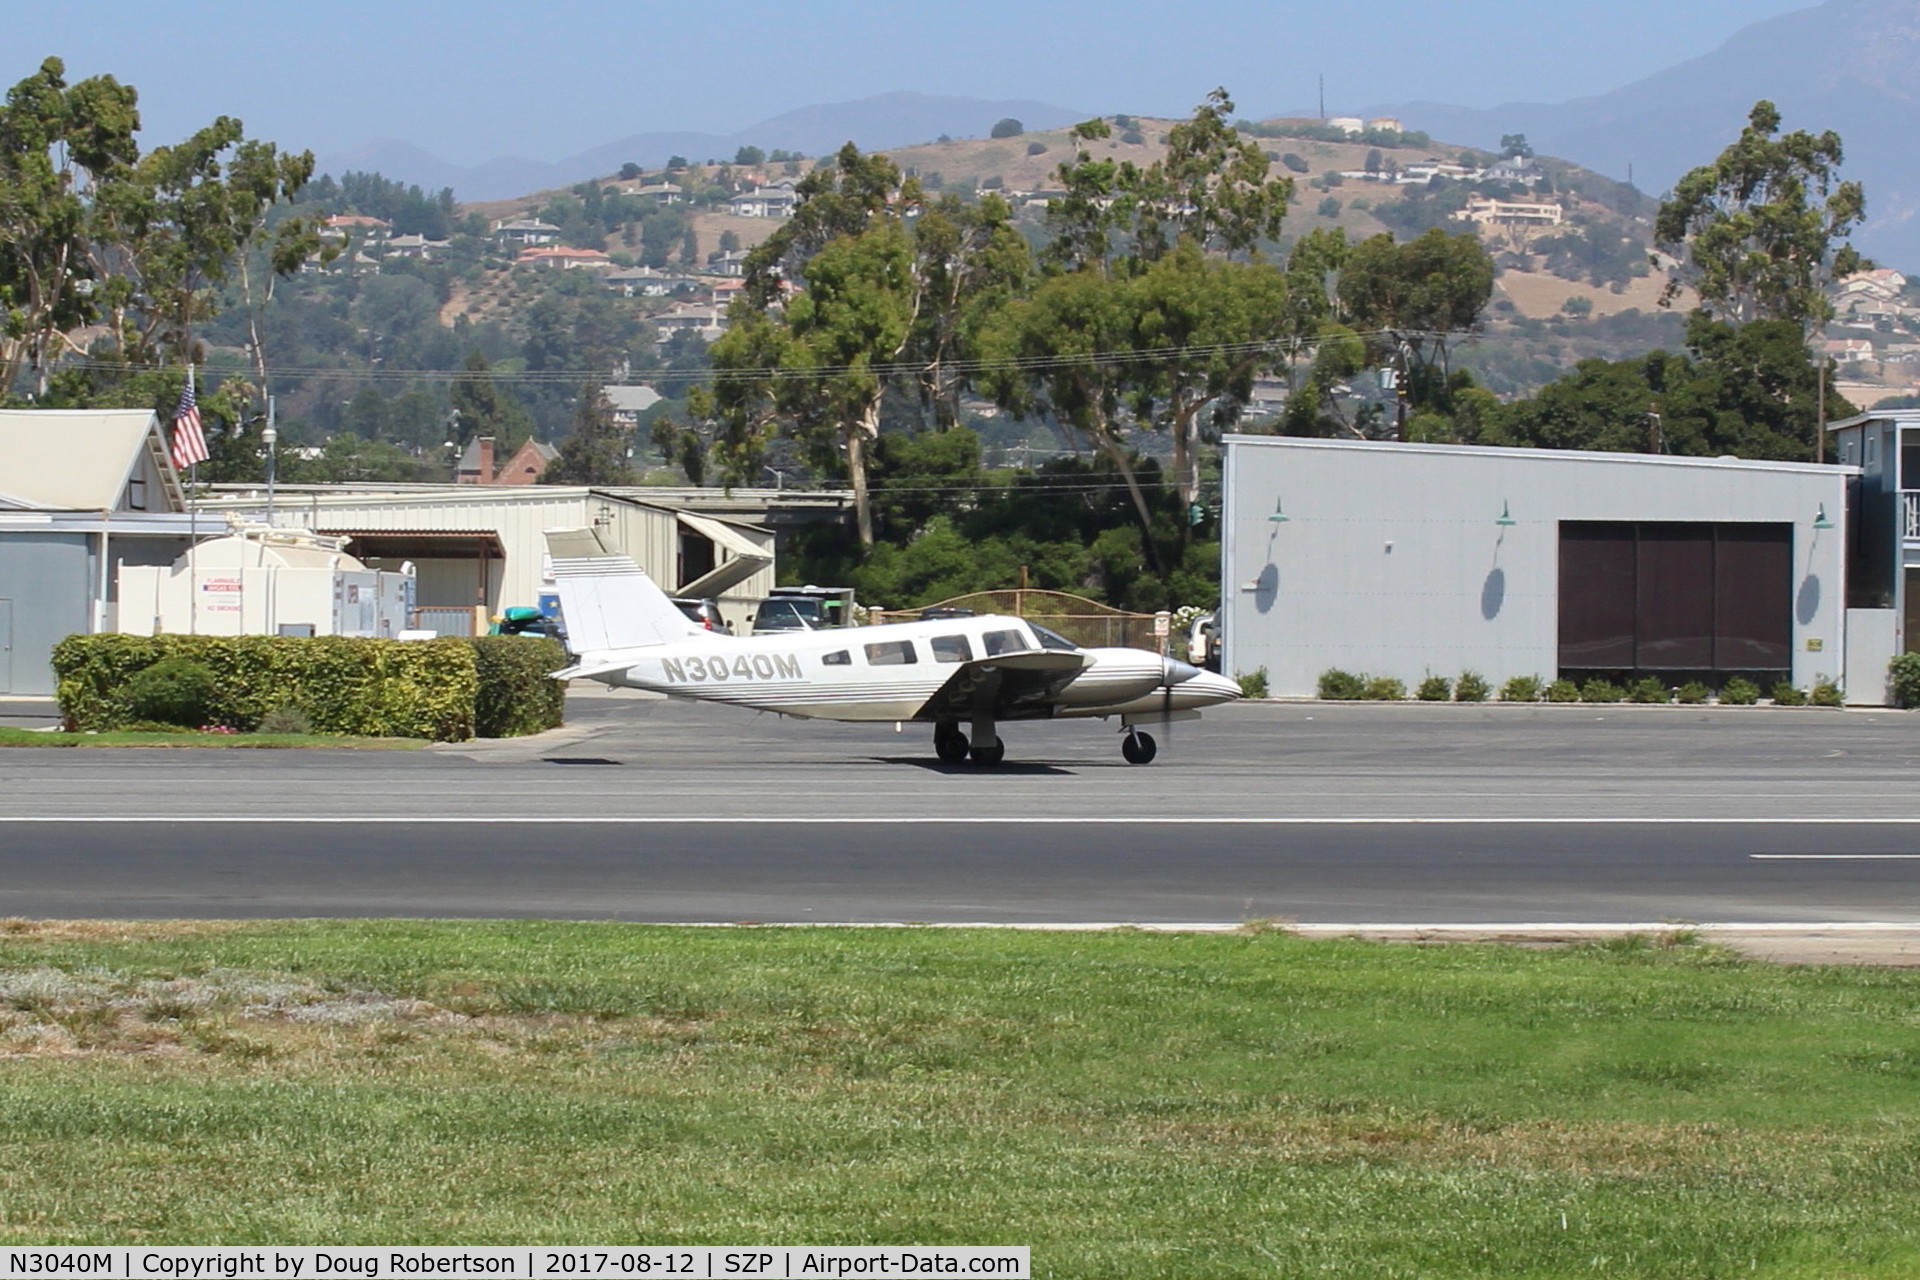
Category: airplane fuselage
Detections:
[{"x1": 581, "y1": 613, "x2": 1239, "y2": 723}]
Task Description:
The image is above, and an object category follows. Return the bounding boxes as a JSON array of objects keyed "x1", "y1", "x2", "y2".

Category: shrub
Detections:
[
  {"x1": 1719, "y1": 677, "x2": 1760, "y2": 706},
  {"x1": 255, "y1": 706, "x2": 314, "y2": 736},
  {"x1": 1235, "y1": 667, "x2": 1269, "y2": 699},
  {"x1": 1545, "y1": 679, "x2": 1580, "y2": 703},
  {"x1": 1770, "y1": 681, "x2": 1807, "y2": 707},
  {"x1": 1499, "y1": 674, "x2": 1542, "y2": 702},
  {"x1": 1810, "y1": 679, "x2": 1844, "y2": 707},
  {"x1": 1454, "y1": 671, "x2": 1491, "y2": 702},
  {"x1": 1675, "y1": 681, "x2": 1710, "y2": 705},
  {"x1": 124, "y1": 658, "x2": 219, "y2": 728},
  {"x1": 1415, "y1": 675, "x2": 1452, "y2": 701},
  {"x1": 1579, "y1": 678, "x2": 1624, "y2": 703},
  {"x1": 1626, "y1": 676, "x2": 1671, "y2": 704},
  {"x1": 1025, "y1": 141, "x2": 1047, "y2": 156},
  {"x1": 1362, "y1": 676, "x2": 1405, "y2": 701},
  {"x1": 53, "y1": 634, "x2": 479, "y2": 742},
  {"x1": 467, "y1": 636, "x2": 568, "y2": 737},
  {"x1": 1318, "y1": 669, "x2": 1366, "y2": 700},
  {"x1": 1890, "y1": 653, "x2": 1920, "y2": 708}
]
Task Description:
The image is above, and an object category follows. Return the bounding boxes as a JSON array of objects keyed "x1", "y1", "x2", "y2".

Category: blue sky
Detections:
[{"x1": 15, "y1": 0, "x2": 1814, "y2": 164}]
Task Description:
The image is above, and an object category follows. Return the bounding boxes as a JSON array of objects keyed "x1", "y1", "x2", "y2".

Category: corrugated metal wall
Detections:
[{"x1": 0, "y1": 533, "x2": 93, "y2": 695}]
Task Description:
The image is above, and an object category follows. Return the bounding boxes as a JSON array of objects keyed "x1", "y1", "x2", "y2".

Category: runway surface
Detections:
[{"x1": 3, "y1": 693, "x2": 1918, "y2": 923}]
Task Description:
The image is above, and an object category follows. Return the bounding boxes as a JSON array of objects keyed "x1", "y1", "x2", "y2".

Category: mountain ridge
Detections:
[{"x1": 317, "y1": 92, "x2": 1085, "y2": 202}]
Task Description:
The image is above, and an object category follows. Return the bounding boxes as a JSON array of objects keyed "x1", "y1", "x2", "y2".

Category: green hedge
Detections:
[
  {"x1": 48, "y1": 634, "x2": 554, "y2": 742},
  {"x1": 470, "y1": 636, "x2": 567, "y2": 738}
]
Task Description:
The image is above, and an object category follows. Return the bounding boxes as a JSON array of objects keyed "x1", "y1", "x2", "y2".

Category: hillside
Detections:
[{"x1": 448, "y1": 116, "x2": 1682, "y2": 395}]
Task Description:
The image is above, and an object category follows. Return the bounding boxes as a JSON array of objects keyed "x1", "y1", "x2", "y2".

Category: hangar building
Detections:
[{"x1": 1220, "y1": 436, "x2": 1889, "y2": 702}]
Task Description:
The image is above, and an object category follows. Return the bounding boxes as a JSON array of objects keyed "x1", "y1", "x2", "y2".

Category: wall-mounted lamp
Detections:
[
  {"x1": 1267, "y1": 498, "x2": 1289, "y2": 523},
  {"x1": 1813, "y1": 503, "x2": 1834, "y2": 530},
  {"x1": 1495, "y1": 501, "x2": 1516, "y2": 527}
]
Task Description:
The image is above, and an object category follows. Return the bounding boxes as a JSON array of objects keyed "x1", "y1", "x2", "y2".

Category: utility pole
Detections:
[
  {"x1": 1318, "y1": 76, "x2": 1325, "y2": 122},
  {"x1": 264, "y1": 395, "x2": 278, "y2": 524}
]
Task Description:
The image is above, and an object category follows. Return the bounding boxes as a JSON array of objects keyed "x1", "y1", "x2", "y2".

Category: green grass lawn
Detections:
[
  {"x1": 0, "y1": 727, "x2": 429, "y2": 748},
  {"x1": 1, "y1": 921, "x2": 1917, "y2": 1277}
]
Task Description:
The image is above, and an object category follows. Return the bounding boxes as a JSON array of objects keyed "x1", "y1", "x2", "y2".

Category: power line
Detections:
[{"x1": 47, "y1": 328, "x2": 1470, "y2": 390}]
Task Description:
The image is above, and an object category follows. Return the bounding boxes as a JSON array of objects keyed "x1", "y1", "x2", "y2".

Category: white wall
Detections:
[{"x1": 1222, "y1": 438, "x2": 1854, "y2": 697}]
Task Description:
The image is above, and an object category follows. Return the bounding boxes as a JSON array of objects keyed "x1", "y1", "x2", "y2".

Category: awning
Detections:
[
  {"x1": 324, "y1": 530, "x2": 506, "y2": 561},
  {"x1": 675, "y1": 511, "x2": 772, "y2": 598}
]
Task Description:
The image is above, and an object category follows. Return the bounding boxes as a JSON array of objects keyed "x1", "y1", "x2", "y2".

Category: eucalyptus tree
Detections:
[
  {"x1": 1654, "y1": 100, "x2": 1867, "y2": 330},
  {"x1": 711, "y1": 146, "x2": 1030, "y2": 546},
  {"x1": 0, "y1": 57, "x2": 138, "y2": 396}
]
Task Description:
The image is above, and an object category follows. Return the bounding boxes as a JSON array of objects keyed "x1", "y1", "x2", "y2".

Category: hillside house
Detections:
[
  {"x1": 515, "y1": 245, "x2": 612, "y2": 270},
  {"x1": 621, "y1": 181, "x2": 685, "y2": 205},
  {"x1": 656, "y1": 305, "x2": 728, "y2": 341},
  {"x1": 386, "y1": 233, "x2": 449, "y2": 260},
  {"x1": 603, "y1": 385, "x2": 664, "y2": 429},
  {"x1": 320, "y1": 214, "x2": 392, "y2": 242},
  {"x1": 493, "y1": 218, "x2": 561, "y2": 248},
  {"x1": 1456, "y1": 198, "x2": 1564, "y2": 228},
  {"x1": 728, "y1": 183, "x2": 798, "y2": 219},
  {"x1": 1366, "y1": 117, "x2": 1403, "y2": 133},
  {"x1": 706, "y1": 248, "x2": 751, "y2": 277},
  {"x1": 603, "y1": 267, "x2": 701, "y2": 297},
  {"x1": 1480, "y1": 157, "x2": 1544, "y2": 185},
  {"x1": 1328, "y1": 116, "x2": 1364, "y2": 135}
]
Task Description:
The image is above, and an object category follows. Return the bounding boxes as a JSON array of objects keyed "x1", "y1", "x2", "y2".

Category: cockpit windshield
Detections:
[{"x1": 1029, "y1": 624, "x2": 1080, "y2": 652}]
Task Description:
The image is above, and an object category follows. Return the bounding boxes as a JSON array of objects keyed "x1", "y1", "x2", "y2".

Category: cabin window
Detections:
[
  {"x1": 864, "y1": 639, "x2": 917, "y2": 665},
  {"x1": 982, "y1": 629, "x2": 1026, "y2": 656},
  {"x1": 822, "y1": 650, "x2": 851, "y2": 666},
  {"x1": 930, "y1": 634, "x2": 972, "y2": 663}
]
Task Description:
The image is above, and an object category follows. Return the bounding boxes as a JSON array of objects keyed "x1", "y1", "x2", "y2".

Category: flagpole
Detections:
[{"x1": 187, "y1": 367, "x2": 198, "y2": 636}]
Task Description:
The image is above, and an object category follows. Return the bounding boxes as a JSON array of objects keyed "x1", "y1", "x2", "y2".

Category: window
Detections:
[
  {"x1": 1030, "y1": 624, "x2": 1081, "y2": 652},
  {"x1": 930, "y1": 634, "x2": 972, "y2": 663},
  {"x1": 864, "y1": 639, "x2": 917, "y2": 665},
  {"x1": 822, "y1": 650, "x2": 851, "y2": 666},
  {"x1": 982, "y1": 629, "x2": 1027, "y2": 656}
]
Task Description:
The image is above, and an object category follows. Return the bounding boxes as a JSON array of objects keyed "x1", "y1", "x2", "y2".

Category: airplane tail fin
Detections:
[{"x1": 545, "y1": 527, "x2": 708, "y2": 656}]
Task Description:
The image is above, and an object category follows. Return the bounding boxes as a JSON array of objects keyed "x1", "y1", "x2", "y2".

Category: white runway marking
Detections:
[
  {"x1": 1749, "y1": 853, "x2": 1920, "y2": 860},
  {"x1": 4, "y1": 815, "x2": 1920, "y2": 826}
]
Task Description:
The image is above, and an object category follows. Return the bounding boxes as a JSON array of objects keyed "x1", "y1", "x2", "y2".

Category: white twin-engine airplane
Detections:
[{"x1": 545, "y1": 527, "x2": 1242, "y2": 765}]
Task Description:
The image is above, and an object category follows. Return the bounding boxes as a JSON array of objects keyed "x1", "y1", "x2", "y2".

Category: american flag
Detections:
[{"x1": 169, "y1": 369, "x2": 209, "y2": 470}]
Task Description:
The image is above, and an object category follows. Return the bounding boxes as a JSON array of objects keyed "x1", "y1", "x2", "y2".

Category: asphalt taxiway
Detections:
[{"x1": 2, "y1": 692, "x2": 1918, "y2": 926}]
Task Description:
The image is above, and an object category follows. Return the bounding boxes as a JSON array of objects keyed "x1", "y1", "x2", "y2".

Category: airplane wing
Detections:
[{"x1": 914, "y1": 650, "x2": 1090, "y2": 722}]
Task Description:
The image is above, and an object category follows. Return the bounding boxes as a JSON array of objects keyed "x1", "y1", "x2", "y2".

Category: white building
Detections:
[
  {"x1": 199, "y1": 485, "x2": 783, "y2": 636},
  {"x1": 1221, "y1": 437, "x2": 1877, "y2": 700},
  {"x1": 118, "y1": 525, "x2": 414, "y2": 640}
]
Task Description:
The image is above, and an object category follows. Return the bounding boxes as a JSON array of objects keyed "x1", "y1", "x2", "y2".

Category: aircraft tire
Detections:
[
  {"x1": 934, "y1": 729, "x2": 970, "y2": 764},
  {"x1": 1122, "y1": 731, "x2": 1157, "y2": 765},
  {"x1": 969, "y1": 742, "x2": 1006, "y2": 766}
]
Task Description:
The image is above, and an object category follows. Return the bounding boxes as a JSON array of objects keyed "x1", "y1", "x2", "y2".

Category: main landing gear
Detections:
[
  {"x1": 1121, "y1": 729, "x2": 1158, "y2": 765},
  {"x1": 933, "y1": 721, "x2": 1007, "y2": 766}
]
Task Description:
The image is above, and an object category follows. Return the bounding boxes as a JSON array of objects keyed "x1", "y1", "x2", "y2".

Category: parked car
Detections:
[{"x1": 672, "y1": 597, "x2": 730, "y2": 633}]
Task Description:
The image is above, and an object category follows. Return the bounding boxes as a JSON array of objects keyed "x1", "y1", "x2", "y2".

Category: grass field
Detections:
[{"x1": 1, "y1": 921, "x2": 1918, "y2": 1277}]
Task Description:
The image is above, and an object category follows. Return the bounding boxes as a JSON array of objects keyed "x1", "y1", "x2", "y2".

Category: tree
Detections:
[
  {"x1": 711, "y1": 145, "x2": 938, "y2": 545},
  {"x1": 450, "y1": 352, "x2": 534, "y2": 453},
  {"x1": 543, "y1": 384, "x2": 632, "y2": 484},
  {"x1": 734, "y1": 145, "x2": 765, "y2": 167},
  {"x1": 1500, "y1": 133, "x2": 1533, "y2": 160},
  {"x1": 0, "y1": 57, "x2": 139, "y2": 395},
  {"x1": 667, "y1": 155, "x2": 688, "y2": 171},
  {"x1": 1337, "y1": 228, "x2": 1495, "y2": 434},
  {"x1": 618, "y1": 162, "x2": 642, "y2": 180},
  {"x1": 990, "y1": 118, "x2": 1024, "y2": 139},
  {"x1": 1654, "y1": 100, "x2": 1867, "y2": 329}
]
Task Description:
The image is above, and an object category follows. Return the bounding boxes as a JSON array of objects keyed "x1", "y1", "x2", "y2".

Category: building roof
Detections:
[
  {"x1": 0, "y1": 408, "x2": 181, "y2": 510},
  {"x1": 603, "y1": 385, "x2": 663, "y2": 414}
]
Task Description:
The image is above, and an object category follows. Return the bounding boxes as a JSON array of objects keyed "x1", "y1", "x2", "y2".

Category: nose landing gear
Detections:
[{"x1": 1121, "y1": 730, "x2": 1158, "y2": 765}]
